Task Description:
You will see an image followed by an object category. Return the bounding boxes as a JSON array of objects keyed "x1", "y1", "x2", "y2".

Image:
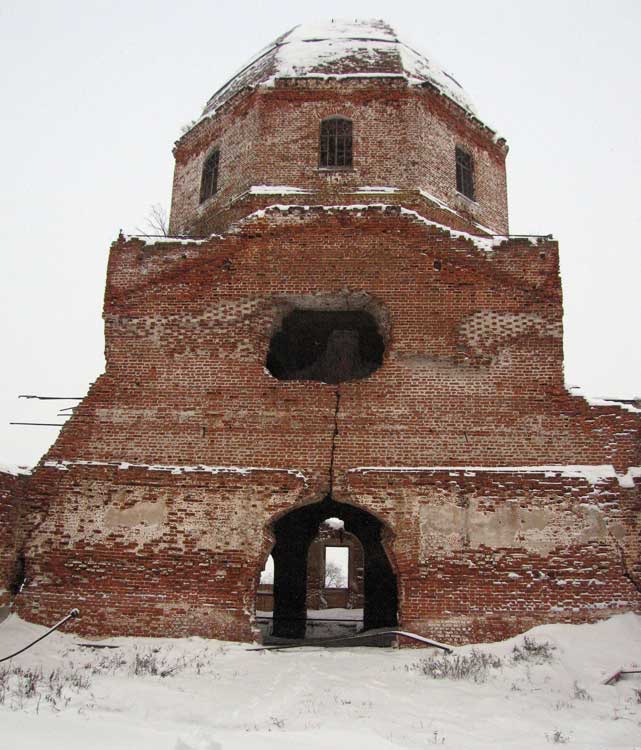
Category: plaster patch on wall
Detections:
[
  {"x1": 169, "y1": 496, "x2": 266, "y2": 551},
  {"x1": 105, "y1": 498, "x2": 167, "y2": 529},
  {"x1": 29, "y1": 486, "x2": 173, "y2": 548},
  {"x1": 419, "y1": 492, "x2": 621, "y2": 558}
]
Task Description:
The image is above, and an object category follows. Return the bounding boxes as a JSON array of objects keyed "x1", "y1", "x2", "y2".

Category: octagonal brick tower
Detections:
[
  {"x1": 11, "y1": 20, "x2": 640, "y2": 644},
  {"x1": 169, "y1": 19, "x2": 509, "y2": 238}
]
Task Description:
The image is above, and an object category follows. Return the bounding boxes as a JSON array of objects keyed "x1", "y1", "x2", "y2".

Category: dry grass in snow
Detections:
[{"x1": 0, "y1": 613, "x2": 639, "y2": 749}]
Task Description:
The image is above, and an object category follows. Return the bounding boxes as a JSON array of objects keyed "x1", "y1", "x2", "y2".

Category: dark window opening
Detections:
[
  {"x1": 266, "y1": 309, "x2": 385, "y2": 384},
  {"x1": 200, "y1": 149, "x2": 220, "y2": 203},
  {"x1": 320, "y1": 117, "x2": 353, "y2": 168},
  {"x1": 455, "y1": 146, "x2": 475, "y2": 200},
  {"x1": 9, "y1": 551, "x2": 26, "y2": 596}
]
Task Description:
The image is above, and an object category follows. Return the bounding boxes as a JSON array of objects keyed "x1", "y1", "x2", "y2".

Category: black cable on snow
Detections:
[{"x1": 0, "y1": 608, "x2": 80, "y2": 664}]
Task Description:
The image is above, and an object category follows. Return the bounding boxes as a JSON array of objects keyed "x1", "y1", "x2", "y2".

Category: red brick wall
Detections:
[
  {"x1": 19, "y1": 464, "x2": 304, "y2": 640},
  {"x1": 346, "y1": 469, "x2": 641, "y2": 643},
  {"x1": 15, "y1": 207, "x2": 640, "y2": 642},
  {"x1": 169, "y1": 80, "x2": 508, "y2": 237},
  {"x1": 0, "y1": 470, "x2": 24, "y2": 607},
  {"x1": 47, "y1": 208, "x2": 636, "y2": 473}
]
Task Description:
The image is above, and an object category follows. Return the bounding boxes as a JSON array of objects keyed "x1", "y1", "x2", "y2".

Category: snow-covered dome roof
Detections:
[{"x1": 200, "y1": 19, "x2": 477, "y2": 121}]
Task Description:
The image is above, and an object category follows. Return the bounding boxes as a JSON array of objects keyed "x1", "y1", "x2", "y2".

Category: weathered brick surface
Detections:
[
  {"x1": 10, "y1": 51, "x2": 640, "y2": 644},
  {"x1": 14, "y1": 205, "x2": 641, "y2": 643},
  {"x1": 0, "y1": 470, "x2": 24, "y2": 606},
  {"x1": 169, "y1": 81, "x2": 508, "y2": 237},
  {"x1": 345, "y1": 469, "x2": 641, "y2": 643}
]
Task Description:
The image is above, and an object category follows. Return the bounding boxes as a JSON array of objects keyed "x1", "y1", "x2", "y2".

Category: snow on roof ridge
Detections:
[
  {"x1": 232, "y1": 203, "x2": 543, "y2": 253},
  {"x1": 192, "y1": 19, "x2": 485, "y2": 133},
  {"x1": 269, "y1": 30, "x2": 477, "y2": 114},
  {"x1": 323, "y1": 517, "x2": 345, "y2": 530},
  {"x1": 348, "y1": 464, "x2": 641, "y2": 488},
  {"x1": 277, "y1": 20, "x2": 477, "y2": 113}
]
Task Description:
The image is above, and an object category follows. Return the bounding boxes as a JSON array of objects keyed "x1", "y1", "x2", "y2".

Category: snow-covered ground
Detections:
[{"x1": 1, "y1": 613, "x2": 639, "y2": 749}]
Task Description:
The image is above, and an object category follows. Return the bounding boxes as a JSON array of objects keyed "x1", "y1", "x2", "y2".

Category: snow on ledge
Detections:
[
  {"x1": 347, "y1": 464, "x2": 641, "y2": 488},
  {"x1": 248, "y1": 185, "x2": 313, "y2": 195},
  {"x1": 566, "y1": 385, "x2": 641, "y2": 414},
  {"x1": 350, "y1": 186, "x2": 400, "y2": 194},
  {"x1": 418, "y1": 188, "x2": 458, "y2": 215},
  {"x1": 43, "y1": 459, "x2": 307, "y2": 483},
  {"x1": 0, "y1": 463, "x2": 32, "y2": 477},
  {"x1": 234, "y1": 203, "x2": 544, "y2": 253},
  {"x1": 122, "y1": 234, "x2": 222, "y2": 247}
]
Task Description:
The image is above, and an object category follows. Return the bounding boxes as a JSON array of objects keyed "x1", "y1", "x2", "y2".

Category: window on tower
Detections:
[
  {"x1": 455, "y1": 146, "x2": 475, "y2": 200},
  {"x1": 200, "y1": 148, "x2": 220, "y2": 203},
  {"x1": 319, "y1": 117, "x2": 353, "y2": 168}
]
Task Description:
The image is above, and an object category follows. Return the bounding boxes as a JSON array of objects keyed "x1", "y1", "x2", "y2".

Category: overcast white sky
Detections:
[{"x1": 1, "y1": 0, "x2": 639, "y2": 467}]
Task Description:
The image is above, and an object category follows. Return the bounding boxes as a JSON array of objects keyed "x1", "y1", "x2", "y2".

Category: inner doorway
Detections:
[
  {"x1": 259, "y1": 496, "x2": 397, "y2": 641},
  {"x1": 305, "y1": 518, "x2": 364, "y2": 639}
]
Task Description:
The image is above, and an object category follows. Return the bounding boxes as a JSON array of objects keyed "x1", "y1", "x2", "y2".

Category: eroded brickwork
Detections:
[
  {"x1": 345, "y1": 469, "x2": 641, "y2": 643},
  {"x1": 9, "y1": 22, "x2": 641, "y2": 644},
  {"x1": 170, "y1": 81, "x2": 508, "y2": 237},
  {"x1": 0, "y1": 470, "x2": 24, "y2": 607},
  {"x1": 14, "y1": 206, "x2": 641, "y2": 643}
]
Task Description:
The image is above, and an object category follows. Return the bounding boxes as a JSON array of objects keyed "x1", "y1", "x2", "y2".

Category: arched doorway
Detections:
[{"x1": 268, "y1": 496, "x2": 397, "y2": 640}]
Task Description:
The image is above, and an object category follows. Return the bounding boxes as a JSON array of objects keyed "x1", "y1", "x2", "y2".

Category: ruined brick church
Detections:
[{"x1": 1, "y1": 20, "x2": 639, "y2": 644}]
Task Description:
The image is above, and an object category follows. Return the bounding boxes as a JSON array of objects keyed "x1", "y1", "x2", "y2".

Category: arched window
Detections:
[
  {"x1": 200, "y1": 148, "x2": 220, "y2": 203},
  {"x1": 455, "y1": 146, "x2": 475, "y2": 200},
  {"x1": 319, "y1": 117, "x2": 353, "y2": 168}
]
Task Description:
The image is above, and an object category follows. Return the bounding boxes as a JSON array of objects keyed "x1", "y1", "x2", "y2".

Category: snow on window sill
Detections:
[{"x1": 455, "y1": 190, "x2": 478, "y2": 206}]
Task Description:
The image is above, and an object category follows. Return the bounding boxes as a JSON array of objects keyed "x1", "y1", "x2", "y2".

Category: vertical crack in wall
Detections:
[
  {"x1": 597, "y1": 505, "x2": 641, "y2": 596},
  {"x1": 567, "y1": 502, "x2": 641, "y2": 596},
  {"x1": 328, "y1": 388, "x2": 341, "y2": 495},
  {"x1": 610, "y1": 531, "x2": 641, "y2": 596}
]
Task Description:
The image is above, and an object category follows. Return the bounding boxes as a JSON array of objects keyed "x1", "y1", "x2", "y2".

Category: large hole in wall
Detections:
[
  {"x1": 257, "y1": 496, "x2": 397, "y2": 643},
  {"x1": 266, "y1": 309, "x2": 385, "y2": 384}
]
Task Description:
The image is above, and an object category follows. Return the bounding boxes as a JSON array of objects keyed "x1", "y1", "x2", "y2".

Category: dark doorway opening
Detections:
[
  {"x1": 265, "y1": 496, "x2": 397, "y2": 641},
  {"x1": 266, "y1": 309, "x2": 385, "y2": 384},
  {"x1": 9, "y1": 551, "x2": 26, "y2": 597}
]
